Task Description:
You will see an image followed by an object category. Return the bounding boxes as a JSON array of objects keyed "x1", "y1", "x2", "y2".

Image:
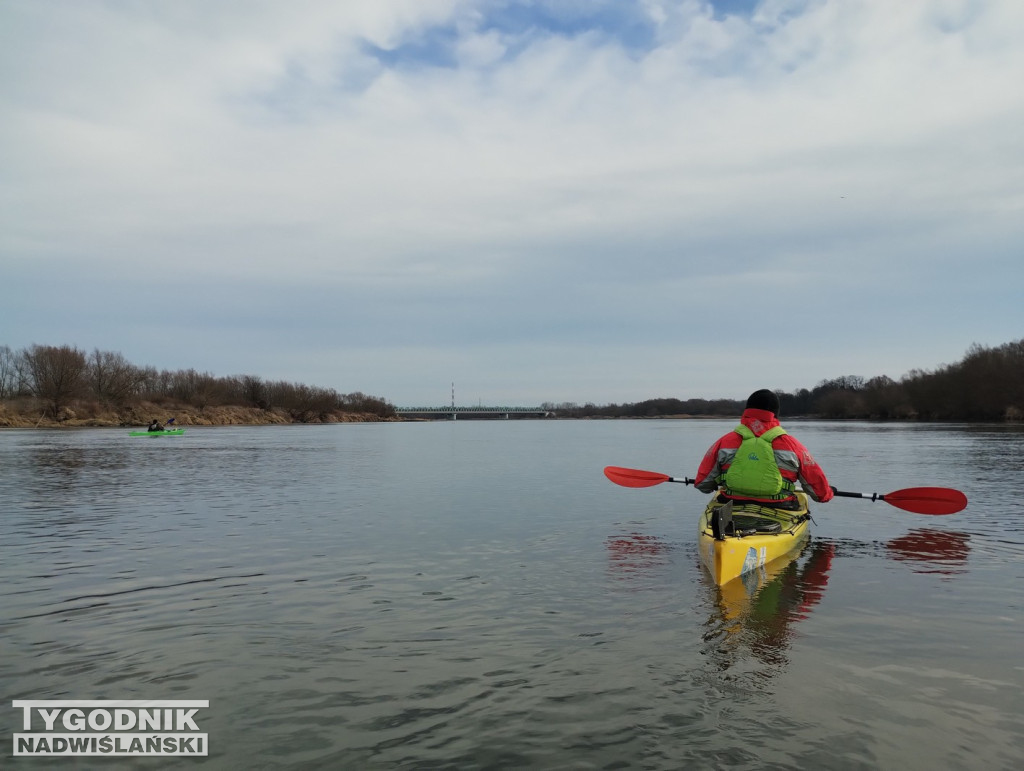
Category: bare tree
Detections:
[
  {"x1": 270, "y1": 382, "x2": 340, "y2": 422},
  {"x1": 166, "y1": 369, "x2": 221, "y2": 408},
  {"x1": 0, "y1": 345, "x2": 19, "y2": 399},
  {"x1": 20, "y1": 344, "x2": 88, "y2": 418},
  {"x1": 239, "y1": 374, "x2": 268, "y2": 408},
  {"x1": 88, "y1": 348, "x2": 143, "y2": 405},
  {"x1": 339, "y1": 391, "x2": 395, "y2": 417}
]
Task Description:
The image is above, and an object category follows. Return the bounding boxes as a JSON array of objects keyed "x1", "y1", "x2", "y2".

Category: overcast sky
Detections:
[{"x1": 2, "y1": 1, "x2": 1022, "y2": 407}]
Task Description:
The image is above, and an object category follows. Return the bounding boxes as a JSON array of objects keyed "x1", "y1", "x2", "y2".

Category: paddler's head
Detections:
[{"x1": 745, "y1": 389, "x2": 780, "y2": 416}]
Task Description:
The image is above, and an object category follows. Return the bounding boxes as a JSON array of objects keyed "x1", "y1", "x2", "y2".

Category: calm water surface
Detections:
[{"x1": 2, "y1": 420, "x2": 1023, "y2": 769}]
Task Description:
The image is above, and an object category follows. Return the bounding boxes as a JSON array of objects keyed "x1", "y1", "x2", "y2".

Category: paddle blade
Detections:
[
  {"x1": 884, "y1": 487, "x2": 968, "y2": 515},
  {"x1": 604, "y1": 466, "x2": 670, "y2": 488}
]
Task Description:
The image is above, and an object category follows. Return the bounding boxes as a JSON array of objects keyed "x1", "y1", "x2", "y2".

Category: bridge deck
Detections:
[{"x1": 396, "y1": 406, "x2": 551, "y2": 420}]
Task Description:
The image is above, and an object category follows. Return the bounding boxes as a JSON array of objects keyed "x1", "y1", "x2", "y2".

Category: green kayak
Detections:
[{"x1": 129, "y1": 429, "x2": 185, "y2": 437}]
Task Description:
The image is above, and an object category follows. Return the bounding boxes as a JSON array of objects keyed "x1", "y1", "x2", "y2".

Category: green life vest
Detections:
[{"x1": 722, "y1": 424, "x2": 794, "y2": 499}]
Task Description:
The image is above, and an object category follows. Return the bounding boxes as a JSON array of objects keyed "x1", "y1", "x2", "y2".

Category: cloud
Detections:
[{"x1": 1, "y1": 0, "x2": 1022, "y2": 405}]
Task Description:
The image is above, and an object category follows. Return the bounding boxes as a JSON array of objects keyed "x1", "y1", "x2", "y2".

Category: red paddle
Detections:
[
  {"x1": 603, "y1": 466, "x2": 695, "y2": 488},
  {"x1": 829, "y1": 487, "x2": 967, "y2": 515},
  {"x1": 603, "y1": 466, "x2": 967, "y2": 515}
]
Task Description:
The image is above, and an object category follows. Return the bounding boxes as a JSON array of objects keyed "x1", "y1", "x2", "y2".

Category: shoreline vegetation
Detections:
[
  {"x1": 0, "y1": 401, "x2": 396, "y2": 429},
  {"x1": 0, "y1": 344, "x2": 398, "y2": 429},
  {"x1": 2, "y1": 339, "x2": 1023, "y2": 429}
]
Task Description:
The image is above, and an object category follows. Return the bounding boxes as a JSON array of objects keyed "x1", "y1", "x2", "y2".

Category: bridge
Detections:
[{"x1": 396, "y1": 406, "x2": 552, "y2": 420}]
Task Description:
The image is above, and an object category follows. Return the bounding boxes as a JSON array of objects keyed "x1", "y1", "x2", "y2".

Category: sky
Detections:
[{"x1": 2, "y1": 0, "x2": 1022, "y2": 408}]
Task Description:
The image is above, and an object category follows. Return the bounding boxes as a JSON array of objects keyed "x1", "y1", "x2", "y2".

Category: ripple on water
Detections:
[{"x1": 2, "y1": 423, "x2": 1023, "y2": 769}]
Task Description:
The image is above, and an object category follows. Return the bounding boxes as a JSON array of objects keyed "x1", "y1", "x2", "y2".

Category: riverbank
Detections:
[{"x1": 0, "y1": 400, "x2": 396, "y2": 429}]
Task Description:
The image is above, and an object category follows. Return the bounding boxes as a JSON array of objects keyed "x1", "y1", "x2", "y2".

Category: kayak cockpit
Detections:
[
  {"x1": 698, "y1": 493, "x2": 813, "y2": 585},
  {"x1": 708, "y1": 499, "x2": 809, "y2": 540}
]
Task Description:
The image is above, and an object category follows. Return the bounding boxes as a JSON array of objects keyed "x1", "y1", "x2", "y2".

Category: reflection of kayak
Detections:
[
  {"x1": 698, "y1": 492, "x2": 812, "y2": 585},
  {"x1": 712, "y1": 548, "x2": 806, "y2": 618},
  {"x1": 714, "y1": 539, "x2": 832, "y2": 622},
  {"x1": 713, "y1": 549, "x2": 803, "y2": 624},
  {"x1": 129, "y1": 429, "x2": 185, "y2": 437},
  {"x1": 704, "y1": 540, "x2": 835, "y2": 672}
]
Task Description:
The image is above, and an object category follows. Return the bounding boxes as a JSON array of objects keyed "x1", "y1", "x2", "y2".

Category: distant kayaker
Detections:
[
  {"x1": 147, "y1": 420, "x2": 163, "y2": 432},
  {"x1": 695, "y1": 389, "x2": 834, "y2": 507}
]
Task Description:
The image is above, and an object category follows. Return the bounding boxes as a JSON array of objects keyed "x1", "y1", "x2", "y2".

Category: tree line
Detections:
[
  {"x1": 546, "y1": 339, "x2": 1024, "y2": 421},
  {"x1": 0, "y1": 344, "x2": 395, "y2": 422},
  {"x1": 4, "y1": 338, "x2": 1021, "y2": 424}
]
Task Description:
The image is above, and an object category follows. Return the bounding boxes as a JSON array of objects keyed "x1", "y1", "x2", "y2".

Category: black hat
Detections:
[{"x1": 746, "y1": 389, "x2": 780, "y2": 415}]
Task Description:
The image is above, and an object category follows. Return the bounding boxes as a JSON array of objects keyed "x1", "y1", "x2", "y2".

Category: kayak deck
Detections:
[
  {"x1": 129, "y1": 429, "x2": 185, "y2": 436},
  {"x1": 697, "y1": 492, "x2": 812, "y2": 586}
]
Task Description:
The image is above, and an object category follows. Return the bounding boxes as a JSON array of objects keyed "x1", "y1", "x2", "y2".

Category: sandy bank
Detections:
[{"x1": 0, "y1": 401, "x2": 396, "y2": 429}]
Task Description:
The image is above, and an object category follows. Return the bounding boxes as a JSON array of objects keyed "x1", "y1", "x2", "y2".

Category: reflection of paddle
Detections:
[
  {"x1": 886, "y1": 529, "x2": 971, "y2": 574},
  {"x1": 606, "y1": 533, "x2": 671, "y2": 578},
  {"x1": 603, "y1": 466, "x2": 968, "y2": 515}
]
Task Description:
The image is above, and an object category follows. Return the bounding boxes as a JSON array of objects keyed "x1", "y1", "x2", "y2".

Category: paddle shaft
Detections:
[
  {"x1": 603, "y1": 466, "x2": 966, "y2": 514},
  {"x1": 831, "y1": 489, "x2": 885, "y2": 502}
]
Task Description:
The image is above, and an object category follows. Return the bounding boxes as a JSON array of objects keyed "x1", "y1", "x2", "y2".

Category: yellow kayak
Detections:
[{"x1": 697, "y1": 492, "x2": 812, "y2": 586}]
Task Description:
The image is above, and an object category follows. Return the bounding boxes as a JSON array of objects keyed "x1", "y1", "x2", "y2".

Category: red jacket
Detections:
[{"x1": 695, "y1": 408, "x2": 834, "y2": 503}]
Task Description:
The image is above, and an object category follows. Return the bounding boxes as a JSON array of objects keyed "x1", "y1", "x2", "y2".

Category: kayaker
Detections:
[
  {"x1": 695, "y1": 389, "x2": 834, "y2": 507},
  {"x1": 147, "y1": 420, "x2": 163, "y2": 432}
]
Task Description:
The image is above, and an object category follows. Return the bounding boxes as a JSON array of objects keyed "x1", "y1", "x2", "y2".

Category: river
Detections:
[{"x1": 2, "y1": 420, "x2": 1022, "y2": 769}]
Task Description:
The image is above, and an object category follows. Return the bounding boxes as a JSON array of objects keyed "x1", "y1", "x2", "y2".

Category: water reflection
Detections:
[
  {"x1": 605, "y1": 522, "x2": 976, "y2": 688},
  {"x1": 830, "y1": 528, "x2": 974, "y2": 576},
  {"x1": 704, "y1": 526, "x2": 974, "y2": 664},
  {"x1": 10, "y1": 445, "x2": 137, "y2": 529},
  {"x1": 605, "y1": 533, "x2": 671, "y2": 578},
  {"x1": 702, "y1": 541, "x2": 835, "y2": 671},
  {"x1": 885, "y1": 529, "x2": 971, "y2": 575}
]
